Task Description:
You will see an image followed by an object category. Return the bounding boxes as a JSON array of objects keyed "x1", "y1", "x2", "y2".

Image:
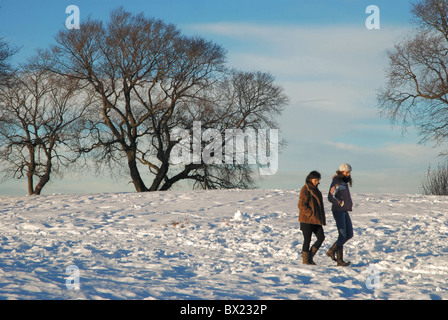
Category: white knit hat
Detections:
[{"x1": 339, "y1": 163, "x2": 352, "y2": 172}]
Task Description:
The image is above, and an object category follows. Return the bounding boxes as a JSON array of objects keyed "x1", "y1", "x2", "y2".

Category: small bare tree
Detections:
[
  {"x1": 181, "y1": 70, "x2": 287, "y2": 191},
  {"x1": 0, "y1": 66, "x2": 92, "y2": 195},
  {"x1": 421, "y1": 162, "x2": 448, "y2": 195}
]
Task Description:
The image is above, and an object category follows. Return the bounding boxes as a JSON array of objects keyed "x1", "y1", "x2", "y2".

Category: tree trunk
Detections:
[
  {"x1": 34, "y1": 173, "x2": 50, "y2": 195},
  {"x1": 149, "y1": 160, "x2": 169, "y2": 191},
  {"x1": 27, "y1": 171, "x2": 34, "y2": 196},
  {"x1": 26, "y1": 144, "x2": 36, "y2": 196},
  {"x1": 33, "y1": 156, "x2": 52, "y2": 196},
  {"x1": 126, "y1": 150, "x2": 149, "y2": 192}
]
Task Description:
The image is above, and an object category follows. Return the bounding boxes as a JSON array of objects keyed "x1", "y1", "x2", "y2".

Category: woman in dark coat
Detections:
[
  {"x1": 327, "y1": 163, "x2": 353, "y2": 266},
  {"x1": 298, "y1": 171, "x2": 326, "y2": 265}
]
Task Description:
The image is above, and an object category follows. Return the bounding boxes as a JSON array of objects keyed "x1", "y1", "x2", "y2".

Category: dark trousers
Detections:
[
  {"x1": 332, "y1": 211, "x2": 353, "y2": 247},
  {"x1": 300, "y1": 223, "x2": 325, "y2": 252}
]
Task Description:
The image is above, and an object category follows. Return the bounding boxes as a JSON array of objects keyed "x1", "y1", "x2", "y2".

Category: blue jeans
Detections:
[{"x1": 332, "y1": 211, "x2": 353, "y2": 247}]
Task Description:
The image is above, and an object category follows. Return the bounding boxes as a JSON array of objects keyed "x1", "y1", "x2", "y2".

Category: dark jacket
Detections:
[
  {"x1": 328, "y1": 175, "x2": 353, "y2": 212},
  {"x1": 298, "y1": 183, "x2": 326, "y2": 225}
]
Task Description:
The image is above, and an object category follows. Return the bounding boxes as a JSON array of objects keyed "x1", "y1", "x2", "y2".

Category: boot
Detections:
[
  {"x1": 310, "y1": 246, "x2": 319, "y2": 264},
  {"x1": 301, "y1": 251, "x2": 316, "y2": 265},
  {"x1": 326, "y1": 242, "x2": 337, "y2": 262},
  {"x1": 336, "y1": 246, "x2": 350, "y2": 266}
]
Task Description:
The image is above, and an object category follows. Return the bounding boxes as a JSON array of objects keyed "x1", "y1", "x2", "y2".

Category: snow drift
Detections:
[{"x1": 0, "y1": 189, "x2": 447, "y2": 300}]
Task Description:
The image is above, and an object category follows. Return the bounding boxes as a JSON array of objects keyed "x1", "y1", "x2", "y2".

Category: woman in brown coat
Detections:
[{"x1": 298, "y1": 171, "x2": 326, "y2": 265}]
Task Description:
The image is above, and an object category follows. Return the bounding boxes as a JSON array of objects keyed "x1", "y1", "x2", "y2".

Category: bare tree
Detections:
[
  {"x1": 176, "y1": 70, "x2": 287, "y2": 191},
  {"x1": 378, "y1": 0, "x2": 448, "y2": 147},
  {"x1": 38, "y1": 8, "x2": 287, "y2": 192},
  {"x1": 0, "y1": 37, "x2": 18, "y2": 85},
  {"x1": 421, "y1": 161, "x2": 448, "y2": 195},
  {"x1": 0, "y1": 66, "x2": 92, "y2": 195}
]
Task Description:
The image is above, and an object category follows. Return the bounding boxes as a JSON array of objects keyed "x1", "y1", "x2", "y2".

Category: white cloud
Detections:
[
  {"x1": 187, "y1": 22, "x2": 411, "y2": 117},
  {"x1": 189, "y1": 22, "x2": 410, "y2": 79}
]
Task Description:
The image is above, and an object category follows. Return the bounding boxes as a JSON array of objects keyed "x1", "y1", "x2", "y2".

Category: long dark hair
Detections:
[
  {"x1": 306, "y1": 171, "x2": 321, "y2": 184},
  {"x1": 336, "y1": 170, "x2": 353, "y2": 187}
]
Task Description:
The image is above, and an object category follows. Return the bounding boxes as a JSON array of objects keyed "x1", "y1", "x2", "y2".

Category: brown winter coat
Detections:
[{"x1": 298, "y1": 183, "x2": 326, "y2": 226}]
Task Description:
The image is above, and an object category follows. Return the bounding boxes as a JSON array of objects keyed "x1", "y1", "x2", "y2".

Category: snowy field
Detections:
[{"x1": 0, "y1": 189, "x2": 448, "y2": 300}]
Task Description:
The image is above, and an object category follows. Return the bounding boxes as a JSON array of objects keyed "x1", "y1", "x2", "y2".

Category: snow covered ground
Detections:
[{"x1": 0, "y1": 189, "x2": 448, "y2": 300}]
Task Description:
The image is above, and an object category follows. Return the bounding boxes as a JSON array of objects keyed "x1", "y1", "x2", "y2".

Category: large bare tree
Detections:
[
  {"x1": 378, "y1": 0, "x2": 448, "y2": 147},
  {"x1": 0, "y1": 67, "x2": 92, "y2": 195},
  {"x1": 38, "y1": 8, "x2": 287, "y2": 192}
]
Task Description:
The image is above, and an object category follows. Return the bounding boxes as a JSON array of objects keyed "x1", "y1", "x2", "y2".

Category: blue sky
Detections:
[
  {"x1": 0, "y1": 0, "x2": 444, "y2": 195},
  {"x1": 0, "y1": 0, "x2": 412, "y2": 61}
]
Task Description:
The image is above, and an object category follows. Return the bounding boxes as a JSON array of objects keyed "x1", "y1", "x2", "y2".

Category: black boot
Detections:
[
  {"x1": 326, "y1": 242, "x2": 337, "y2": 262},
  {"x1": 336, "y1": 246, "x2": 350, "y2": 266}
]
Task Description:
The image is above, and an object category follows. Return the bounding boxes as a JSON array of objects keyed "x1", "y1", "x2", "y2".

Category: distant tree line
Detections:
[{"x1": 0, "y1": 8, "x2": 288, "y2": 195}]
